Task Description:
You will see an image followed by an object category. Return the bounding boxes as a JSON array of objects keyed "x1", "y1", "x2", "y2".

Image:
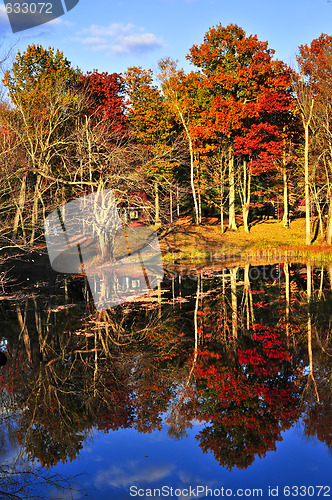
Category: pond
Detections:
[{"x1": 0, "y1": 253, "x2": 331, "y2": 499}]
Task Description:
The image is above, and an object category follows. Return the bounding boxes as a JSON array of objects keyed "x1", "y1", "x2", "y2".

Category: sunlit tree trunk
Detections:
[
  {"x1": 99, "y1": 232, "x2": 115, "y2": 262},
  {"x1": 189, "y1": 137, "x2": 199, "y2": 225},
  {"x1": 12, "y1": 172, "x2": 27, "y2": 243},
  {"x1": 282, "y1": 133, "x2": 289, "y2": 228},
  {"x1": 242, "y1": 161, "x2": 251, "y2": 233},
  {"x1": 282, "y1": 167, "x2": 289, "y2": 228},
  {"x1": 196, "y1": 154, "x2": 202, "y2": 224},
  {"x1": 176, "y1": 186, "x2": 180, "y2": 218},
  {"x1": 174, "y1": 103, "x2": 199, "y2": 225},
  {"x1": 30, "y1": 174, "x2": 42, "y2": 245},
  {"x1": 220, "y1": 177, "x2": 224, "y2": 233},
  {"x1": 326, "y1": 195, "x2": 332, "y2": 244},
  {"x1": 157, "y1": 58, "x2": 199, "y2": 225},
  {"x1": 172, "y1": 272, "x2": 175, "y2": 308},
  {"x1": 157, "y1": 281, "x2": 162, "y2": 318},
  {"x1": 303, "y1": 99, "x2": 314, "y2": 245},
  {"x1": 228, "y1": 148, "x2": 237, "y2": 231},
  {"x1": 155, "y1": 181, "x2": 160, "y2": 225}
]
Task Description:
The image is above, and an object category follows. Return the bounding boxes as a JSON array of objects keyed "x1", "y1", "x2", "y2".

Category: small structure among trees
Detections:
[{"x1": 119, "y1": 191, "x2": 152, "y2": 225}]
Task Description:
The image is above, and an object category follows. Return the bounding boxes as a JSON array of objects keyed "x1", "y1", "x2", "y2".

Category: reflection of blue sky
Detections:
[
  {"x1": 0, "y1": 440, "x2": 20, "y2": 465},
  {"x1": 47, "y1": 487, "x2": 83, "y2": 500},
  {"x1": 33, "y1": 422, "x2": 332, "y2": 499}
]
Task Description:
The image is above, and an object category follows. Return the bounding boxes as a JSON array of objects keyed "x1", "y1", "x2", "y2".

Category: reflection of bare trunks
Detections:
[
  {"x1": 318, "y1": 267, "x2": 324, "y2": 299},
  {"x1": 92, "y1": 268, "x2": 119, "y2": 311},
  {"x1": 166, "y1": 273, "x2": 201, "y2": 439},
  {"x1": 244, "y1": 264, "x2": 254, "y2": 330},
  {"x1": 230, "y1": 267, "x2": 238, "y2": 340},
  {"x1": 327, "y1": 201, "x2": 332, "y2": 244},
  {"x1": 16, "y1": 300, "x2": 32, "y2": 364},
  {"x1": 329, "y1": 266, "x2": 332, "y2": 291},
  {"x1": 306, "y1": 263, "x2": 319, "y2": 402},
  {"x1": 284, "y1": 262, "x2": 290, "y2": 337}
]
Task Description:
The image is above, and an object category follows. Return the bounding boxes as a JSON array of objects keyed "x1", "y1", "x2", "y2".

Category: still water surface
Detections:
[{"x1": 0, "y1": 258, "x2": 331, "y2": 499}]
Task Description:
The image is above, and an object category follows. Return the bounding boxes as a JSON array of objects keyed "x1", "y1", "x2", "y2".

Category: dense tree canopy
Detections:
[{"x1": 0, "y1": 25, "x2": 331, "y2": 243}]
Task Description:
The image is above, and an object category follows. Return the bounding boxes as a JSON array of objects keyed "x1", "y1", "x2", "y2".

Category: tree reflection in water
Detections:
[{"x1": 0, "y1": 260, "x2": 332, "y2": 494}]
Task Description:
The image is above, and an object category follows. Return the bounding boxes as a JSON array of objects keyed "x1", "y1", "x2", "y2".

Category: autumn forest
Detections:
[{"x1": 1, "y1": 23, "x2": 332, "y2": 248}]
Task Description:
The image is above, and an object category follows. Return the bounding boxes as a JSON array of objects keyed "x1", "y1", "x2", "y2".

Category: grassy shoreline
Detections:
[
  {"x1": 161, "y1": 218, "x2": 332, "y2": 265},
  {"x1": 1, "y1": 218, "x2": 332, "y2": 270}
]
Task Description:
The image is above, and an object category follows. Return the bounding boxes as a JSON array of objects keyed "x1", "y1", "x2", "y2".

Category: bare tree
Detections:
[{"x1": 293, "y1": 78, "x2": 315, "y2": 245}]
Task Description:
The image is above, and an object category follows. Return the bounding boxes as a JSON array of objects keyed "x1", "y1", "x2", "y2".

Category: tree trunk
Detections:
[
  {"x1": 158, "y1": 281, "x2": 162, "y2": 318},
  {"x1": 12, "y1": 172, "x2": 27, "y2": 243},
  {"x1": 196, "y1": 154, "x2": 202, "y2": 224},
  {"x1": 316, "y1": 198, "x2": 324, "y2": 238},
  {"x1": 155, "y1": 181, "x2": 160, "y2": 224},
  {"x1": 228, "y1": 148, "x2": 237, "y2": 230},
  {"x1": 242, "y1": 161, "x2": 251, "y2": 233},
  {"x1": 243, "y1": 205, "x2": 250, "y2": 233},
  {"x1": 220, "y1": 202, "x2": 224, "y2": 233},
  {"x1": 190, "y1": 145, "x2": 199, "y2": 225},
  {"x1": 326, "y1": 195, "x2": 332, "y2": 244},
  {"x1": 304, "y1": 120, "x2": 311, "y2": 244},
  {"x1": 198, "y1": 189, "x2": 202, "y2": 224},
  {"x1": 176, "y1": 186, "x2": 180, "y2": 218},
  {"x1": 99, "y1": 232, "x2": 115, "y2": 262},
  {"x1": 282, "y1": 167, "x2": 289, "y2": 228},
  {"x1": 30, "y1": 174, "x2": 42, "y2": 245},
  {"x1": 303, "y1": 99, "x2": 314, "y2": 245},
  {"x1": 220, "y1": 158, "x2": 224, "y2": 233},
  {"x1": 175, "y1": 103, "x2": 199, "y2": 225}
]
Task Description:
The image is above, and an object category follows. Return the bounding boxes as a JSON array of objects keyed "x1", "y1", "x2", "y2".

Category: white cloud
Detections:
[
  {"x1": 47, "y1": 17, "x2": 76, "y2": 27},
  {"x1": 73, "y1": 23, "x2": 165, "y2": 56},
  {"x1": 118, "y1": 33, "x2": 162, "y2": 53},
  {"x1": 80, "y1": 23, "x2": 135, "y2": 38},
  {"x1": 94, "y1": 460, "x2": 175, "y2": 489},
  {"x1": 81, "y1": 36, "x2": 107, "y2": 45}
]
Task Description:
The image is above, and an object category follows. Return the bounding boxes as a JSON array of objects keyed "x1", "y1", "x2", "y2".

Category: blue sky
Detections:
[{"x1": 0, "y1": 0, "x2": 332, "y2": 77}]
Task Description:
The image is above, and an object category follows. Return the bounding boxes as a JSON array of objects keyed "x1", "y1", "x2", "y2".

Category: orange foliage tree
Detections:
[{"x1": 186, "y1": 23, "x2": 294, "y2": 231}]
